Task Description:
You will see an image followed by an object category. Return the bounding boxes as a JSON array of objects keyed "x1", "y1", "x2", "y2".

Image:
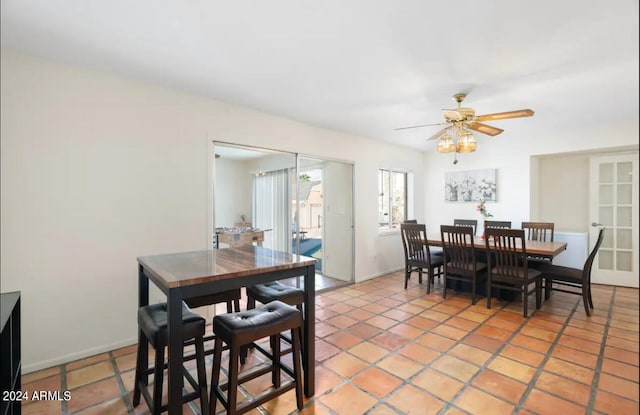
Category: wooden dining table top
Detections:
[
  {"x1": 137, "y1": 245, "x2": 317, "y2": 289},
  {"x1": 426, "y1": 235, "x2": 567, "y2": 258}
]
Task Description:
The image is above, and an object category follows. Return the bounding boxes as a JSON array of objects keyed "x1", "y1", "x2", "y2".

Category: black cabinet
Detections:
[{"x1": 1, "y1": 292, "x2": 21, "y2": 415}]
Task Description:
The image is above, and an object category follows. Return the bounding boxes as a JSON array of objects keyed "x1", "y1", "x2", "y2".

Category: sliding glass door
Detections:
[{"x1": 212, "y1": 142, "x2": 354, "y2": 285}]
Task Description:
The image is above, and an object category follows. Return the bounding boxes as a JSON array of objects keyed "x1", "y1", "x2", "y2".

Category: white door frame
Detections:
[{"x1": 589, "y1": 153, "x2": 639, "y2": 287}]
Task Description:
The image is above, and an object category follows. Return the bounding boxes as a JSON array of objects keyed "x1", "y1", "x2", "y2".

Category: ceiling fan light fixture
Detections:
[
  {"x1": 437, "y1": 134, "x2": 455, "y2": 153},
  {"x1": 456, "y1": 130, "x2": 477, "y2": 153}
]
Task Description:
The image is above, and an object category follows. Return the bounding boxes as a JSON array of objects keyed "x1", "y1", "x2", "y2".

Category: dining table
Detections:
[
  {"x1": 426, "y1": 234, "x2": 567, "y2": 259},
  {"x1": 137, "y1": 246, "x2": 316, "y2": 415},
  {"x1": 427, "y1": 233, "x2": 567, "y2": 298}
]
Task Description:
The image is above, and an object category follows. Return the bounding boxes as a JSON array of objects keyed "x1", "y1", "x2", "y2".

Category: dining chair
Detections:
[
  {"x1": 453, "y1": 219, "x2": 478, "y2": 236},
  {"x1": 440, "y1": 225, "x2": 487, "y2": 304},
  {"x1": 484, "y1": 220, "x2": 512, "y2": 230},
  {"x1": 536, "y1": 228, "x2": 605, "y2": 316},
  {"x1": 485, "y1": 228, "x2": 542, "y2": 317},
  {"x1": 522, "y1": 221, "x2": 554, "y2": 242},
  {"x1": 521, "y1": 221, "x2": 555, "y2": 268},
  {"x1": 401, "y1": 223, "x2": 444, "y2": 293}
]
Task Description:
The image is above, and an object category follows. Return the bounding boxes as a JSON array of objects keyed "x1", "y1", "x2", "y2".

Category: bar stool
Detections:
[
  {"x1": 243, "y1": 281, "x2": 304, "y2": 362},
  {"x1": 210, "y1": 300, "x2": 304, "y2": 415},
  {"x1": 133, "y1": 302, "x2": 208, "y2": 415},
  {"x1": 183, "y1": 289, "x2": 242, "y2": 358}
]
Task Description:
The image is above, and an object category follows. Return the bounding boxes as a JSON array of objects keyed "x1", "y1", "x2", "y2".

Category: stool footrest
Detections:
[{"x1": 214, "y1": 381, "x2": 296, "y2": 415}]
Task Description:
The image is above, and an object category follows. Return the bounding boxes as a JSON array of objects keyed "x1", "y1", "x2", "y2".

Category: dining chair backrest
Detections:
[
  {"x1": 484, "y1": 220, "x2": 512, "y2": 230},
  {"x1": 583, "y1": 228, "x2": 606, "y2": 284},
  {"x1": 522, "y1": 221, "x2": 555, "y2": 242},
  {"x1": 403, "y1": 219, "x2": 418, "y2": 224},
  {"x1": 485, "y1": 228, "x2": 527, "y2": 281},
  {"x1": 440, "y1": 225, "x2": 477, "y2": 274},
  {"x1": 401, "y1": 223, "x2": 431, "y2": 263},
  {"x1": 453, "y1": 219, "x2": 478, "y2": 236}
]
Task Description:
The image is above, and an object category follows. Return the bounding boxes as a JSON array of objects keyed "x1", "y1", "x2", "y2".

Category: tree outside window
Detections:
[{"x1": 378, "y1": 169, "x2": 406, "y2": 230}]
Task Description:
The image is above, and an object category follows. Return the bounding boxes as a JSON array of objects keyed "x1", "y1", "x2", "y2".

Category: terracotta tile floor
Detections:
[{"x1": 21, "y1": 272, "x2": 639, "y2": 415}]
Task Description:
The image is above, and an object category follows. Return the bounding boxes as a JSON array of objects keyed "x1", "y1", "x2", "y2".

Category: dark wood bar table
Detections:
[{"x1": 137, "y1": 246, "x2": 316, "y2": 415}]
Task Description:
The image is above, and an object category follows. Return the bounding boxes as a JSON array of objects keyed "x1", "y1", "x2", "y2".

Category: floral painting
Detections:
[{"x1": 445, "y1": 169, "x2": 496, "y2": 202}]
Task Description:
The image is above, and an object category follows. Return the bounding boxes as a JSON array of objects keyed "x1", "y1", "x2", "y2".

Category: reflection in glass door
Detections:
[{"x1": 589, "y1": 154, "x2": 639, "y2": 287}]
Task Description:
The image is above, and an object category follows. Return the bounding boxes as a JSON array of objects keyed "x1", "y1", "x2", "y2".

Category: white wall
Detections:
[
  {"x1": 0, "y1": 50, "x2": 424, "y2": 372},
  {"x1": 214, "y1": 157, "x2": 253, "y2": 228}
]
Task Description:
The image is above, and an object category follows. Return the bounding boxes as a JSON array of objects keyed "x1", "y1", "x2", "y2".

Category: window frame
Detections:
[{"x1": 378, "y1": 168, "x2": 408, "y2": 232}]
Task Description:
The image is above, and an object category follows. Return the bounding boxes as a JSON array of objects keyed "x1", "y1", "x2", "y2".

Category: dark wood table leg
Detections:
[
  {"x1": 167, "y1": 291, "x2": 184, "y2": 415},
  {"x1": 137, "y1": 265, "x2": 149, "y2": 386},
  {"x1": 303, "y1": 264, "x2": 315, "y2": 397}
]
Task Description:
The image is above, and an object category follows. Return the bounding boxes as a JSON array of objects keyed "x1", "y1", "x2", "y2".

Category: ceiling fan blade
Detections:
[
  {"x1": 426, "y1": 126, "x2": 452, "y2": 141},
  {"x1": 395, "y1": 122, "x2": 447, "y2": 131},
  {"x1": 475, "y1": 109, "x2": 534, "y2": 122},
  {"x1": 467, "y1": 122, "x2": 504, "y2": 136}
]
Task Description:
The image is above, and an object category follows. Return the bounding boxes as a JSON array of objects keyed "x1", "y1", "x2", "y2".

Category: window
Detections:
[{"x1": 378, "y1": 169, "x2": 407, "y2": 230}]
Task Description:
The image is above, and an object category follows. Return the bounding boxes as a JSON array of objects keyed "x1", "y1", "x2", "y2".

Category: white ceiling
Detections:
[{"x1": 1, "y1": 0, "x2": 638, "y2": 151}]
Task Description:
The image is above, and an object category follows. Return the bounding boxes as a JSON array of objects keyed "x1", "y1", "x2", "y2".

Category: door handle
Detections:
[{"x1": 591, "y1": 222, "x2": 603, "y2": 227}]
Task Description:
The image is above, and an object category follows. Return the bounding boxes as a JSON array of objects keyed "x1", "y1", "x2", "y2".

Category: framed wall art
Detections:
[{"x1": 445, "y1": 169, "x2": 496, "y2": 202}]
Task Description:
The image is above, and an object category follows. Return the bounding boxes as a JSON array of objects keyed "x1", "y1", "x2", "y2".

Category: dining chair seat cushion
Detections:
[
  {"x1": 214, "y1": 300, "x2": 302, "y2": 345},
  {"x1": 446, "y1": 261, "x2": 487, "y2": 274},
  {"x1": 138, "y1": 302, "x2": 205, "y2": 348},
  {"x1": 408, "y1": 253, "x2": 444, "y2": 266},
  {"x1": 533, "y1": 262, "x2": 582, "y2": 283},
  {"x1": 490, "y1": 268, "x2": 541, "y2": 284},
  {"x1": 247, "y1": 281, "x2": 304, "y2": 306}
]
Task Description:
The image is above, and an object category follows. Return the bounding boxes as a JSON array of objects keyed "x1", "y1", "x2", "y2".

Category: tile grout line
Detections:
[
  {"x1": 109, "y1": 349, "x2": 138, "y2": 415},
  {"x1": 513, "y1": 292, "x2": 595, "y2": 414},
  {"x1": 61, "y1": 361, "x2": 69, "y2": 415},
  {"x1": 586, "y1": 286, "x2": 617, "y2": 415},
  {"x1": 441, "y1": 294, "x2": 545, "y2": 414},
  {"x1": 325, "y1": 279, "x2": 514, "y2": 414}
]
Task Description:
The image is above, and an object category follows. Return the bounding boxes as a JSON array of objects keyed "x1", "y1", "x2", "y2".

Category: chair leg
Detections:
[
  {"x1": 132, "y1": 331, "x2": 145, "y2": 406},
  {"x1": 209, "y1": 338, "x2": 223, "y2": 415},
  {"x1": 582, "y1": 286, "x2": 591, "y2": 317},
  {"x1": 442, "y1": 277, "x2": 447, "y2": 299},
  {"x1": 227, "y1": 344, "x2": 240, "y2": 415},
  {"x1": 152, "y1": 345, "x2": 164, "y2": 415},
  {"x1": 471, "y1": 277, "x2": 476, "y2": 306},
  {"x1": 271, "y1": 335, "x2": 281, "y2": 388},
  {"x1": 544, "y1": 278, "x2": 552, "y2": 300},
  {"x1": 486, "y1": 278, "x2": 492, "y2": 310},
  {"x1": 536, "y1": 278, "x2": 542, "y2": 309},
  {"x1": 523, "y1": 284, "x2": 529, "y2": 318},
  {"x1": 587, "y1": 283, "x2": 594, "y2": 309},
  {"x1": 404, "y1": 268, "x2": 409, "y2": 289},
  {"x1": 418, "y1": 269, "x2": 423, "y2": 284},
  {"x1": 291, "y1": 327, "x2": 304, "y2": 410},
  {"x1": 195, "y1": 338, "x2": 209, "y2": 415}
]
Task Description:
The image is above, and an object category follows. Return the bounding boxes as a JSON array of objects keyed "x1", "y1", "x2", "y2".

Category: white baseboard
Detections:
[
  {"x1": 356, "y1": 267, "x2": 403, "y2": 283},
  {"x1": 22, "y1": 337, "x2": 138, "y2": 374}
]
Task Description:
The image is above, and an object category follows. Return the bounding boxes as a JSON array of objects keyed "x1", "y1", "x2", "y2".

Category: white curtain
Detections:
[{"x1": 253, "y1": 169, "x2": 291, "y2": 252}]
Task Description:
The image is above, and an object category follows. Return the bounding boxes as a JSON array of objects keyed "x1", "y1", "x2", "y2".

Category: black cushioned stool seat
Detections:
[
  {"x1": 244, "y1": 281, "x2": 304, "y2": 364},
  {"x1": 183, "y1": 289, "x2": 241, "y2": 358},
  {"x1": 246, "y1": 281, "x2": 304, "y2": 307},
  {"x1": 133, "y1": 302, "x2": 208, "y2": 415},
  {"x1": 210, "y1": 300, "x2": 303, "y2": 415}
]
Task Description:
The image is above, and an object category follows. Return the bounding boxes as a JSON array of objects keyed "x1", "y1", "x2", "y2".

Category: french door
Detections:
[{"x1": 589, "y1": 153, "x2": 639, "y2": 287}]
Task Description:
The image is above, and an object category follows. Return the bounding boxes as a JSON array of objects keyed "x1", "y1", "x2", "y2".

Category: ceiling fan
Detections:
[{"x1": 396, "y1": 93, "x2": 534, "y2": 155}]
